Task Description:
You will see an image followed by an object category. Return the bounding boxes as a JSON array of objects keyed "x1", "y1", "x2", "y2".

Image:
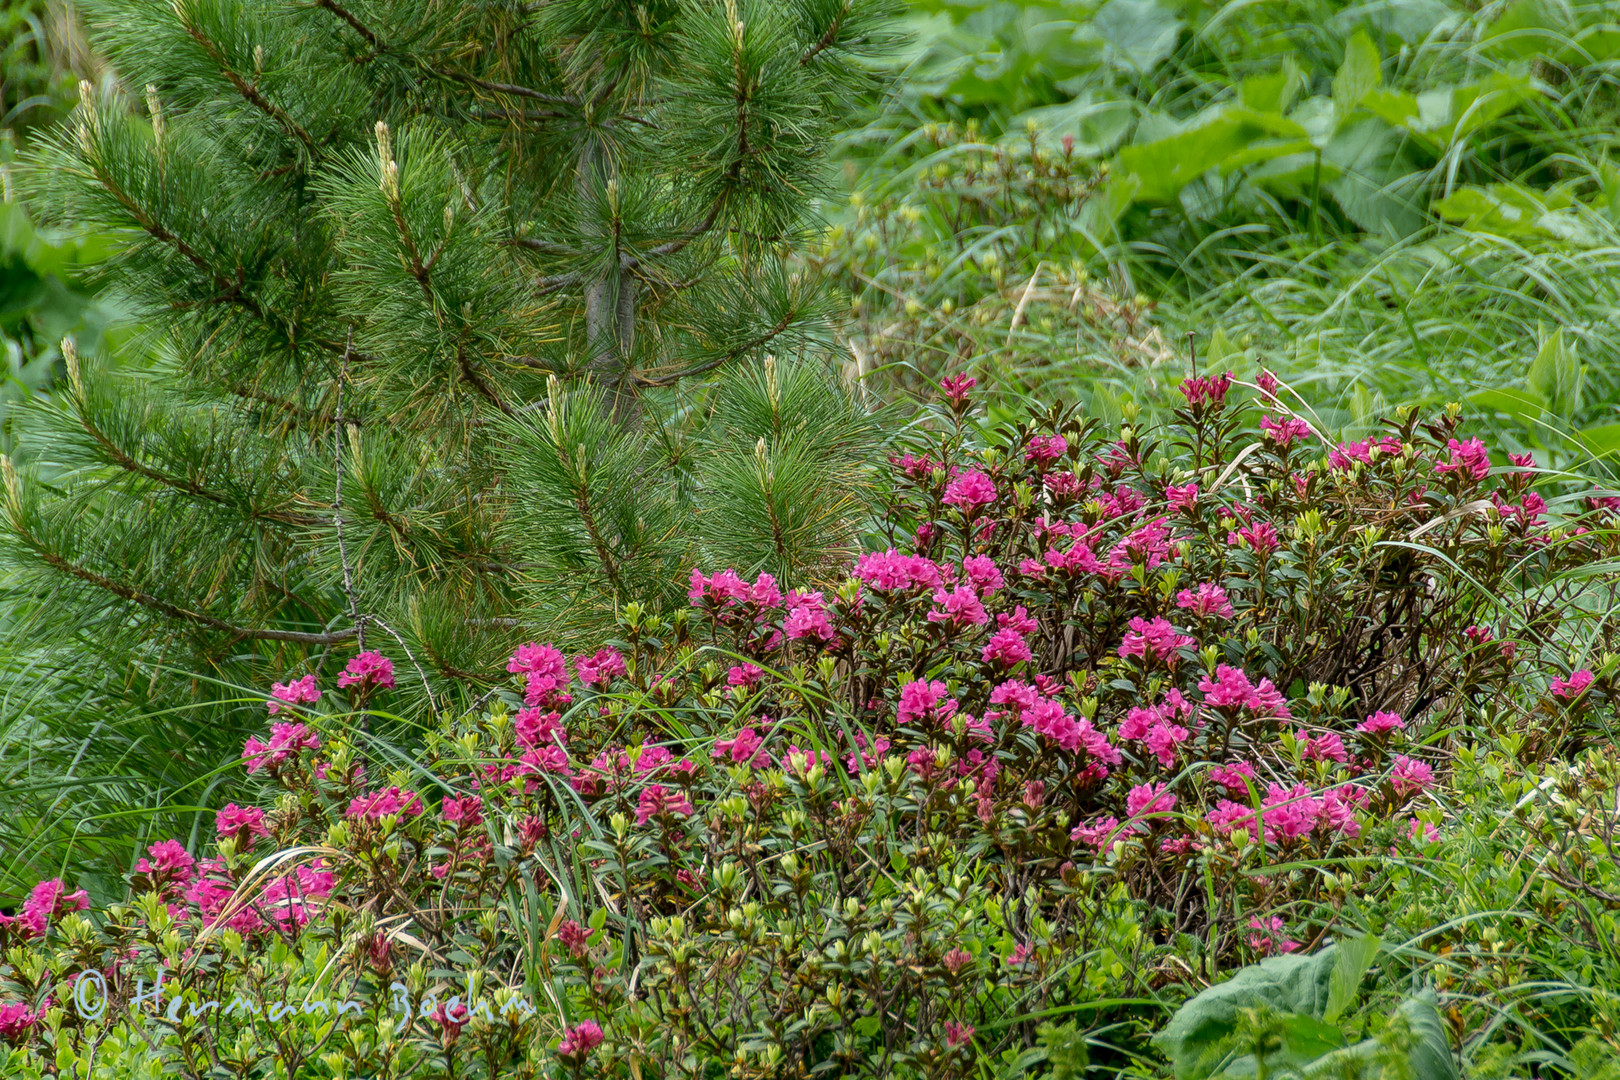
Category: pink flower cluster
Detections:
[
  {"x1": 267, "y1": 673, "x2": 320, "y2": 715},
  {"x1": 1117, "y1": 616, "x2": 1195, "y2": 667},
  {"x1": 337, "y1": 651, "x2": 394, "y2": 691},
  {"x1": 242, "y1": 722, "x2": 320, "y2": 774},
  {"x1": 1197, "y1": 664, "x2": 1291, "y2": 720},
  {"x1": 0, "y1": 877, "x2": 88, "y2": 940}
]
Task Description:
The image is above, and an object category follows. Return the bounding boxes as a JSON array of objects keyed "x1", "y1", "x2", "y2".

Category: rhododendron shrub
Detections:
[{"x1": 5, "y1": 380, "x2": 1620, "y2": 1076}]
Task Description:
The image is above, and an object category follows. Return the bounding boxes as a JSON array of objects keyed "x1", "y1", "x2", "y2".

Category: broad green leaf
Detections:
[
  {"x1": 1090, "y1": 0, "x2": 1182, "y2": 72},
  {"x1": 1527, "y1": 327, "x2": 1583, "y2": 418},
  {"x1": 1116, "y1": 112, "x2": 1265, "y2": 203},
  {"x1": 1323, "y1": 935, "x2": 1380, "y2": 1023},
  {"x1": 1151, "y1": 947, "x2": 1342, "y2": 1079},
  {"x1": 1470, "y1": 388, "x2": 1546, "y2": 426},
  {"x1": 1333, "y1": 30, "x2": 1381, "y2": 119},
  {"x1": 1240, "y1": 59, "x2": 1303, "y2": 114},
  {"x1": 1574, "y1": 423, "x2": 1620, "y2": 458}
]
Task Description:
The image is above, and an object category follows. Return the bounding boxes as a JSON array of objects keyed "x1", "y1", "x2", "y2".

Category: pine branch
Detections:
[
  {"x1": 175, "y1": 20, "x2": 316, "y2": 151},
  {"x1": 12, "y1": 521, "x2": 353, "y2": 645},
  {"x1": 801, "y1": 1, "x2": 854, "y2": 65},
  {"x1": 634, "y1": 306, "x2": 798, "y2": 388},
  {"x1": 69, "y1": 403, "x2": 325, "y2": 528}
]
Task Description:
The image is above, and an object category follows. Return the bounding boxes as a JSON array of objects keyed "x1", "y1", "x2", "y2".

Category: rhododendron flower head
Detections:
[
  {"x1": 939, "y1": 373, "x2": 976, "y2": 407},
  {"x1": 346, "y1": 787, "x2": 424, "y2": 821},
  {"x1": 337, "y1": 651, "x2": 394, "y2": 691},
  {"x1": 636, "y1": 784, "x2": 694, "y2": 825},
  {"x1": 1117, "y1": 616, "x2": 1194, "y2": 666},
  {"x1": 898, "y1": 679, "x2": 958, "y2": 727},
  {"x1": 1126, "y1": 782, "x2": 1176, "y2": 820},
  {"x1": 1390, "y1": 755, "x2": 1434, "y2": 799},
  {"x1": 1551, "y1": 669, "x2": 1594, "y2": 701},
  {"x1": 1260, "y1": 415, "x2": 1311, "y2": 448},
  {"x1": 942, "y1": 469, "x2": 997, "y2": 513},
  {"x1": 1356, "y1": 711, "x2": 1405, "y2": 735},
  {"x1": 1179, "y1": 371, "x2": 1232, "y2": 411},
  {"x1": 1025, "y1": 435, "x2": 1067, "y2": 464},
  {"x1": 557, "y1": 1020, "x2": 605, "y2": 1058},
  {"x1": 928, "y1": 584, "x2": 988, "y2": 628},
  {"x1": 1436, "y1": 437, "x2": 1490, "y2": 482},
  {"x1": 242, "y1": 722, "x2": 320, "y2": 774},
  {"x1": 1176, "y1": 582, "x2": 1234, "y2": 618},
  {"x1": 215, "y1": 804, "x2": 269, "y2": 845},
  {"x1": 267, "y1": 674, "x2": 320, "y2": 715},
  {"x1": 573, "y1": 648, "x2": 626, "y2": 689}
]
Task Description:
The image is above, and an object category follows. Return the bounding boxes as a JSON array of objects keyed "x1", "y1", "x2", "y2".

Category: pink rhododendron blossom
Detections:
[
  {"x1": 215, "y1": 803, "x2": 269, "y2": 845},
  {"x1": 135, "y1": 839, "x2": 196, "y2": 893},
  {"x1": 962, "y1": 555, "x2": 1004, "y2": 595},
  {"x1": 1145, "y1": 723, "x2": 1190, "y2": 767},
  {"x1": 928, "y1": 584, "x2": 989, "y2": 628},
  {"x1": 635, "y1": 785, "x2": 694, "y2": 825},
  {"x1": 1296, "y1": 730, "x2": 1348, "y2": 764},
  {"x1": 1180, "y1": 371, "x2": 1232, "y2": 410},
  {"x1": 855, "y1": 549, "x2": 946, "y2": 591},
  {"x1": 945, "y1": 1021, "x2": 976, "y2": 1048},
  {"x1": 557, "y1": 1020, "x2": 605, "y2": 1058},
  {"x1": 1209, "y1": 761, "x2": 1256, "y2": 792},
  {"x1": 346, "y1": 787, "x2": 424, "y2": 821},
  {"x1": 1260, "y1": 415, "x2": 1311, "y2": 447},
  {"x1": 1551, "y1": 669, "x2": 1595, "y2": 701},
  {"x1": 1126, "y1": 782, "x2": 1176, "y2": 821},
  {"x1": 1356, "y1": 711, "x2": 1405, "y2": 735},
  {"x1": 714, "y1": 728, "x2": 768, "y2": 767},
  {"x1": 727, "y1": 663, "x2": 765, "y2": 688},
  {"x1": 1167, "y1": 482, "x2": 1198, "y2": 512},
  {"x1": 982, "y1": 628, "x2": 1033, "y2": 667},
  {"x1": 1227, "y1": 520, "x2": 1280, "y2": 554},
  {"x1": 1390, "y1": 756, "x2": 1434, "y2": 799},
  {"x1": 556, "y1": 919, "x2": 591, "y2": 958},
  {"x1": 1408, "y1": 817, "x2": 1440, "y2": 844},
  {"x1": 1025, "y1": 435, "x2": 1067, "y2": 464},
  {"x1": 942, "y1": 469, "x2": 997, "y2": 512},
  {"x1": 939, "y1": 373, "x2": 977, "y2": 406},
  {"x1": 1329, "y1": 436, "x2": 1403, "y2": 470},
  {"x1": 1246, "y1": 916, "x2": 1299, "y2": 955},
  {"x1": 440, "y1": 796, "x2": 483, "y2": 828},
  {"x1": 337, "y1": 651, "x2": 394, "y2": 690},
  {"x1": 242, "y1": 721, "x2": 321, "y2": 774},
  {"x1": 785, "y1": 590, "x2": 835, "y2": 641},
  {"x1": 1197, "y1": 665, "x2": 1292, "y2": 720},
  {"x1": 516, "y1": 707, "x2": 565, "y2": 749},
  {"x1": 1071, "y1": 816, "x2": 1126, "y2": 850},
  {"x1": 266, "y1": 674, "x2": 320, "y2": 715},
  {"x1": 1257, "y1": 370, "x2": 1279, "y2": 397},
  {"x1": 898, "y1": 679, "x2": 958, "y2": 727},
  {"x1": 1176, "y1": 582, "x2": 1234, "y2": 619},
  {"x1": 574, "y1": 648, "x2": 627, "y2": 689},
  {"x1": 1435, "y1": 437, "x2": 1490, "y2": 482},
  {"x1": 0, "y1": 1002, "x2": 39, "y2": 1040},
  {"x1": 1117, "y1": 616, "x2": 1195, "y2": 666},
  {"x1": 998, "y1": 605, "x2": 1038, "y2": 635}
]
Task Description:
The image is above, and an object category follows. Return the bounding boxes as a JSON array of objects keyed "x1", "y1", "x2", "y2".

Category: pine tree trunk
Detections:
[{"x1": 578, "y1": 137, "x2": 640, "y2": 427}]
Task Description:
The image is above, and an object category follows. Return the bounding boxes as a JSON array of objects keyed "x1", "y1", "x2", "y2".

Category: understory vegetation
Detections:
[{"x1": 5, "y1": 1, "x2": 1620, "y2": 1077}]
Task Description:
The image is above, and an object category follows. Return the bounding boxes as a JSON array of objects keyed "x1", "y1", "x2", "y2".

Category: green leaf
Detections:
[
  {"x1": 1481, "y1": 0, "x2": 1571, "y2": 61},
  {"x1": 1116, "y1": 113, "x2": 1263, "y2": 204},
  {"x1": 1574, "y1": 422, "x2": 1620, "y2": 458},
  {"x1": 1240, "y1": 59, "x2": 1303, "y2": 115},
  {"x1": 1332, "y1": 30, "x2": 1381, "y2": 120},
  {"x1": 1151, "y1": 947, "x2": 1342, "y2": 1079},
  {"x1": 1469, "y1": 388, "x2": 1546, "y2": 427},
  {"x1": 1323, "y1": 935, "x2": 1380, "y2": 1023},
  {"x1": 1090, "y1": 0, "x2": 1182, "y2": 72},
  {"x1": 1527, "y1": 327, "x2": 1583, "y2": 418}
]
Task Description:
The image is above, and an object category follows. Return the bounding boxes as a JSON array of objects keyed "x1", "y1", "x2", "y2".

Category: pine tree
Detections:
[{"x1": 0, "y1": 0, "x2": 900, "y2": 741}]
